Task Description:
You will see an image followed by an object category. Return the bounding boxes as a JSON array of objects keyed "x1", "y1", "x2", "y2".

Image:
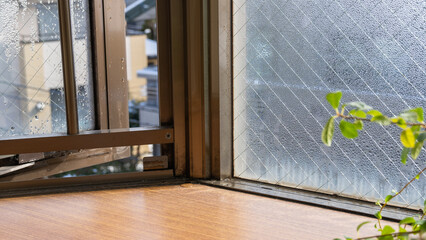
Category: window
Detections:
[
  {"x1": 232, "y1": 0, "x2": 425, "y2": 209},
  {"x1": 4, "y1": 0, "x2": 420, "y2": 216},
  {"x1": 0, "y1": 0, "x2": 174, "y2": 183}
]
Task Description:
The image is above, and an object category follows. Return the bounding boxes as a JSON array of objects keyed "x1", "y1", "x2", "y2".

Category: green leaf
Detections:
[
  {"x1": 326, "y1": 92, "x2": 342, "y2": 110},
  {"x1": 422, "y1": 199, "x2": 426, "y2": 214},
  {"x1": 401, "y1": 128, "x2": 416, "y2": 148},
  {"x1": 357, "y1": 221, "x2": 371, "y2": 232},
  {"x1": 391, "y1": 117, "x2": 407, "y2": 129},
  {"x1": 381, "y1": 225, "x2": 395, "y2": 235},
  {"x1": 374, "y1": 211, "x2": 382, "y2": 220},
  {"x1": 399, "y1": 217, "x2": 416, "y2": 225},
  {"x1": 411, "y1": 141, "x2": 424, "y2": 160},
  {"x1": 401, "y1": 147, "x2": 410, "y2": 165},
  {"x1": 421, "y1": 222, "x2": 426, "y2": 233},
  {"x1": 415, "y1": 220, "x2": 426, "y2": 232},
  {"x1": 384, "y1": 195, "x2": 393, "y2": 203},
  {"x1": 413, "y1": 224, "x2": 420, "y2": 232},
  {"x1": 379, "y1": 225, "x2": 395, "y2": 240},
  {"x1": 353, "y1": 120, "x2": 364, "y2": 130},
  {"x1": 368, "y1": 110, "x2": 383, "y2": 117},
  {"x1": 408, "y1": 107, "x2": 424, "y2": 122},
  {"x1": 372, "y1": 115, "x2": 392, "y2": 126},
  {"x1": 411, "y1": 126, "x2": 421, "y2": 134},
  {"x1": 322, "y1": 117, "x2": 335, "y2": 147},
  {"x1": 397, "y1": 232, "x2": 409, "y2": 240},
  {"x1": 400, "y1": 111, "x2": 418, "y2": 122},
  {"x1": 424, "y1": 200, "x2": 426, "y2": 214},
  {"x1": 417, "y1": 132, "x2": 426, "y2": 142},
  {"x1": 346, "y1": 101, "x2": 372, "y2": 111},
  {"x1": 340, "y1": 120, "x2": 359, "y2": 139},
  {"x1": 350, "y1": 109, "x2": 367, "y2": 118}
]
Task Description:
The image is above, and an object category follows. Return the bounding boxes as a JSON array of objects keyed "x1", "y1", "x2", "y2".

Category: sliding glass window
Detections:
[
  {"x1": 0, "y1": 0, "x2": 94, "y2": 137},
  {"x1": 0, "y1": 0, "x2": 174, "y2": 183}
]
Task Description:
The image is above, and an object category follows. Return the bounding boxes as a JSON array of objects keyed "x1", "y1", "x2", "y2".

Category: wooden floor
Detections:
[{"x1": 0, "y1": 184, "x2": 389, "y2": 240}]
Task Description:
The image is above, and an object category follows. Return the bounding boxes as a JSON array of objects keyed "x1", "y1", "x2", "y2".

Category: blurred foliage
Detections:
[{"x1": 324, "y1": 92, "x2": 425, "y2": 240}]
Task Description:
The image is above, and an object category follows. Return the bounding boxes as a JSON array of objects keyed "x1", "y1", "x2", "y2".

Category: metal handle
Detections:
[{"x1": 58, "y1": 0, "x2": 79, "y2": 135}]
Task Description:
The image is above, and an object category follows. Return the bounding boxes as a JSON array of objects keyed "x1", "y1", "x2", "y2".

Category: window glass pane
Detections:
[
  {"x1": 71, "y1": 0, "x2": 95, "y2": 131},
  {"x1": 125, "y1": 0, "x2": 158, "y2": 160},
  {"x1": 0, "y1": 0, "x2": 95, "y2": 138},
  {"x1": 0, "y1": 0, "x2": 66, "y2": 138},
  {"x1": 37, "y1": 4, "x2": 60, "y2": 42},
  {"x1": 233, "y1": 0, "x2": 425, "y2": 208},
  {"x1": 54, "y1": 0, "x2": 160, "y2": 178},
  {"x1": 0, "y1": 1, "x2": 165, "y2": 181}
]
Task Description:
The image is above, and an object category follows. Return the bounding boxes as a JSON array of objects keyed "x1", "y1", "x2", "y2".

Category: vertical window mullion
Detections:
[{"x1": 58, "y1": 0, "x2": 79, "y2": 135}]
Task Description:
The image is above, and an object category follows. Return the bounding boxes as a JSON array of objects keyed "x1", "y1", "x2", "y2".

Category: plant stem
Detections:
[
  {"x1": 337, "y1": 114, "x2": 426, "y2": 129},
  {"x1": 377, "y1": 166, "x2": 426, "y2": 230},
  {"x1": 355, "y1": 230, "x2": 420, "y2": 240}
]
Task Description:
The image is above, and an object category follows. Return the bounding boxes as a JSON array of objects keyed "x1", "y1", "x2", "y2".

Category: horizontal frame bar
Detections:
[
  {"x1": 200, "y1": 179, "x2": 422, "y2": 222},
  {"x1": 0, "y1": 127, "x2": 174, "y2": 155},
  {"x1": 0, "y1": 170, "x2": 177, "y2": 198}
]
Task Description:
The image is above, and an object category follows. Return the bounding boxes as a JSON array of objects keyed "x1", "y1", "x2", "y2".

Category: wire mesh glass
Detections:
[
  {"x1": 233, "y1": 0, "x2": 425, "y2": 208},
  {"x1": 0, "y1": 0, "x2": 95, "y2": 138}
]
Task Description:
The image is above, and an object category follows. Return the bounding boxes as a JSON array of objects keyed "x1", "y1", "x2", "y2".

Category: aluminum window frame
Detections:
[
  {"x1": 0, "y1": 0, "x2": 179, "y2": 188},
  {"x1": 205, "y1": 0, "x2": 424, "y2": 220}
]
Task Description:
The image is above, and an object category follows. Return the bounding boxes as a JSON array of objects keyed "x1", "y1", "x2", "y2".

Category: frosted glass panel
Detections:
[{"x1": 233, "y1": 0, "x2": 425, "y2": 208}]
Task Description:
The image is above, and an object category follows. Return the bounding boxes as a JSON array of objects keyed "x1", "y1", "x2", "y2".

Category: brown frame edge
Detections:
[
  {"x1": 209, "y1": 0, "x2": 233, "y2": 179},
  {"x1": 156, "y1": 0, "x2": 176, "y2": 172},
  {"x1": 186, "y1": 0, "x2": 208, "y2": 179},
  {"x1": 0, "y1": 127, "x2": 174, "y2": 155},
  {"x1": 0, "y1": 170, "x2": 181, "y2": 198},
  {"x1": 200, "y1": 178, "x2": 423, "y2": 222},
  {"x1": 91, "y1": 0, "x2": 109, "y2": 130}
]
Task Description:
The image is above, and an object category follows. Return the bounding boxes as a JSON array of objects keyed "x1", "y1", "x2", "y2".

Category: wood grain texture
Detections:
[{"x1": 0, "y1": 184, "x2": 393, "y2": 240}]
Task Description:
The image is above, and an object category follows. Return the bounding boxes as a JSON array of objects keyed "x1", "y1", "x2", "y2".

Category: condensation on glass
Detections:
[
  {"x1": 0, "y1": 0, "x2": 94, "y2": 139},
  {"x1": 71, "y1": 0, "x2": 95, "y2": 131},
  {"x1": 233, "y1": 0, "x2": 425, "y2": 208}
]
